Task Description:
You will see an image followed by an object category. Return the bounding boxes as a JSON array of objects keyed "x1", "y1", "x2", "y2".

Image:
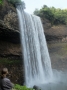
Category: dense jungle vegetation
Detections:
[{"x1": 34, "y1": 5, "x2": 67, "y2": 25}]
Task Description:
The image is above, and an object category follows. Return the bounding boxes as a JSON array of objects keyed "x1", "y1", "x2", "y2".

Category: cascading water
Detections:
[{"x1": 16, "y1": 4, "x2": 53, "y2": 87}]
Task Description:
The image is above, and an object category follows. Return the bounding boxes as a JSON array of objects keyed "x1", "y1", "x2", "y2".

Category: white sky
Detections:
[{"x1": 22, "y1": 0, "x2": 67, "y2": 14}]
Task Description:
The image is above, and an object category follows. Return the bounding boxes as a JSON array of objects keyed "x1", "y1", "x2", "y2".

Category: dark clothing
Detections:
[{"x1": 0, "y1": 78, "x2": 13, "y2": 90}]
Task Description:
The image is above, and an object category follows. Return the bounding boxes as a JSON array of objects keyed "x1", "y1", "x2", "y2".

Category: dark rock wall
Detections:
[
  {"x1": 0, "y1": 0, "x2": 19, "y2": 30},
  {"x1": 0, "y1": 0, "x2": 23, "y2": 84}
]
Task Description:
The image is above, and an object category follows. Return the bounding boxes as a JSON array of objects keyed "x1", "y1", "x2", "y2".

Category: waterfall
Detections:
[{"x1": 16, "y1": 5, "x2": 53, "y2": 87}]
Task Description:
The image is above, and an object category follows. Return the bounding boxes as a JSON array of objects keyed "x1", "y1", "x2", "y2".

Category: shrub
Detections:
[{"x1": 14, "y1": 84, "x2": 35, "y2": 90}]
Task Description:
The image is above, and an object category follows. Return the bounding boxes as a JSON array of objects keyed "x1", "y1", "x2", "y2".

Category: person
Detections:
[
  {"x1": 33, "y1": 85, "x2": 40, "y2": 90},
  {"x1": 0, "y1": 68, "x2": 14, "y2": 90}
]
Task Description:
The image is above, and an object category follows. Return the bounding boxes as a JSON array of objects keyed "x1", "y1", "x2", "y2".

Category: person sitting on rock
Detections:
[{"x1": 0, "y1": 68, "x2": 14, "y2": 90}]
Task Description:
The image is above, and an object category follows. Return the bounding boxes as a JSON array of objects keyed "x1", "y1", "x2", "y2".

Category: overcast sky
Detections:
[{"x1": 21, "y1": 0, "x2": 67, "y2": 14}]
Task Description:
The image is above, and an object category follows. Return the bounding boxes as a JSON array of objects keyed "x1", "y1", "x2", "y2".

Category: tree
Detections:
[
  {"x1": 34, "y1": 9, "x2": 40, "y2": 15},
  {"x1": 34, "y1": 5, "x2": 67, "y2": 25},
  {"x1": 34, "y1": 6, "x2": 55, "y2": 25}
]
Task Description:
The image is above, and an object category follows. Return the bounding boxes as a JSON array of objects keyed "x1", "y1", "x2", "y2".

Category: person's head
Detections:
[
  {"x1": 33, "y1": 85, "x2": 39, "y2": 90},
  {"x1": 1, "y1": 68, "x2": 8, "y2": 78}
]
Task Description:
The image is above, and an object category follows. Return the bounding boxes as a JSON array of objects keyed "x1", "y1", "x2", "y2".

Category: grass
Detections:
[
  {"x1": 12, "y1": 84, "x2": 41, "y2": 90},
  {"x1": 13, "y1": 84, "x2": 35, "y2": 90}
]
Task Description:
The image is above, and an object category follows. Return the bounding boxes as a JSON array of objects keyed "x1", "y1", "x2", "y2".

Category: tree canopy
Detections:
[{"x1": 34, "y1": 5, "x2": 67, "y2": 25}]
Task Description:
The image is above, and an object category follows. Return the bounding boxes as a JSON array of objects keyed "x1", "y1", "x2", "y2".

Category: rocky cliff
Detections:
[
  {"x1": 0, "y1": 0, "x2": 21, "y2": 56},
  {"x1": 0, "y1": 0, "x2": 23, "y2": 84},
  {"x1": 42, "y1": 18, "x2": 67, "y2": 42}
]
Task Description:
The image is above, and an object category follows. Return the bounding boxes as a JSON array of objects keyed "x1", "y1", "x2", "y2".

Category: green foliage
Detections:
[
  {"x1": 34, "y1": 9, "x2": 40, "y2": 16},
  {"x1": 0, "y1": 58, "x2": 21, "y2": 64},
  {"x1": 8, "y1": 0, "x2": 21, "y2": 4},
  {"x1": 14, "y1": 84, "x2": 35, "y2": 90},
  {"x1": 0, "y1": 0, "x2": 3, "y2": 4},
  {"x1": 7, "y1": 0, "x2": 25, "y2": 9},
  {"x1": 34, "y1": 5, "x2": 67, "y2": 25}
]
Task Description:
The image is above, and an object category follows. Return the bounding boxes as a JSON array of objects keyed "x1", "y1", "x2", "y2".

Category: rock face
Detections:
[
  {"x1": 42, "y1": 18, "x2": 67, "y2": 42},
  {"x1": 0, "y1": 0, "x2": 23, "y2": 85},
  {"x1": 45, "y1": 25, "x2": 67, "y2": 42},
  {"x1": 0, "y1": 0, "x2": 20, "y2": 44},
  {"x1": 0, "y1": 0, "x2": 21, "y2": 53},
  {"x1": 0, "y1": 0, "x2": 19, "y2": 30}
]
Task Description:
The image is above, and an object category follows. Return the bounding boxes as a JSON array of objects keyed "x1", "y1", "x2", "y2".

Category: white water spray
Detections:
[{"x1": 16, "y1": 5, "x2": 53, "y2": 87}]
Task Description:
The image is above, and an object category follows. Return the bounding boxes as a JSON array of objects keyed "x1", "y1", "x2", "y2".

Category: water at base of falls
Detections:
[
  {"x1": 16, "y1": 5, "x2": 53, "y2": 87},
  {"x1": 38, "y1": 70, "x2": 67, "y2": 90}
]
